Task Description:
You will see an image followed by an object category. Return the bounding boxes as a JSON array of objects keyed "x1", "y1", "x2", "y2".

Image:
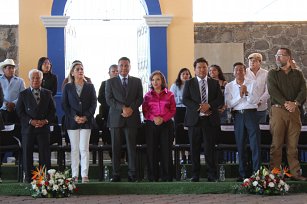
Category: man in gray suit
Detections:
[{"x1": 106, "y1": 57, "x2": 143, "y2": 182}]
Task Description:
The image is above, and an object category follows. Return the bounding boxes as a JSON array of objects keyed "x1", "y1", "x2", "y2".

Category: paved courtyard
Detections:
[{"x1": 1, "y1": 193, "x2": 307, "y2": 204}]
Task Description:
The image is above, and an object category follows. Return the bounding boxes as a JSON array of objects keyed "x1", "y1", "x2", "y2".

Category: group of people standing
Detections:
[{"x1": 0, "y1": 47, "x2": 306, "y2": 183}]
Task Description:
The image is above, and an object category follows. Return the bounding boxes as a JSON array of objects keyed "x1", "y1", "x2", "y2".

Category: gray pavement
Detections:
[{"x1": 1, "y1": 194, "x2": 307, "y2": 204}]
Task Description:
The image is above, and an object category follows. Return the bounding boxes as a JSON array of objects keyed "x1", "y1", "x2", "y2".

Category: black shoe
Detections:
[
  {"x1": 236, "y1": 177, "x2": 244, "y2": 182},
  {"x1": 190, "y1": 177, "x2": 199, "y2": 182},
  {"x1": 110, "y1": 176, "x2": 121, "y2": 182},
  {"x1": 128, "y1": 175, "x2": 137, "y2": 182},
  {"x1": 207, "y1": 177, "x2": 218, "y2": 182}
]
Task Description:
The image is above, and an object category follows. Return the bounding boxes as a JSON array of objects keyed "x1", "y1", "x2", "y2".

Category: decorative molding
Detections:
[
  {"x1": 143, "y1": 15, "x2": 173, "y2": 27},
  {"x1": 40, "y1": 16, "x2": 70, "y2": 28}
]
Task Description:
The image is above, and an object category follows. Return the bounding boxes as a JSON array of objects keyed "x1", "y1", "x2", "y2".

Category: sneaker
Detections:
[
  {"x1": 72, "y1": 177, "x2": 78, "y2": 183},
  {"x1": 82, "y1": 177, "x2": 89, "y2": 183}
]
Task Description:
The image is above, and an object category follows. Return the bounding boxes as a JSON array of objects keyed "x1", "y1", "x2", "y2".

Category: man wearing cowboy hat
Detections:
[{"x1": 0, "y1": 59, "x2": 25, "y2": 123}]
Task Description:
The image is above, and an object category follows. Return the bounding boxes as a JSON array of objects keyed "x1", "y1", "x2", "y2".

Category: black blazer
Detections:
[
  {"x1": 97, "y1": 80, "x2": 108, "y2": 118},
  {"x1": 16, "y1": 88, "x2": 56, "y2": 135},
  {"x1": 42, "y1": 72, "x2": 58, "y2": 96},
  {"x1": 183, "y1": 77, "x2": 223, "y2": 127},
  {"x1": 105, "y1": 76, "x2": 143, "y2": 128},
  {"x1": 62, "y1": 82, "x2": 97, "y2": 130}
]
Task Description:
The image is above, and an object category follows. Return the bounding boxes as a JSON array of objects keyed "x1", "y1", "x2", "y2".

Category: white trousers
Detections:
[{"x1": 67, "y1": 129, "x2": 91, "y2": 178}]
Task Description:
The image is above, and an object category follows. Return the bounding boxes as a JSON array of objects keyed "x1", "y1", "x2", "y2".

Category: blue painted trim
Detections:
[
  {"x1": 51, "y1": 0, "x2": 67, "y2": 15},
  {"x1": 144, "y1": 0, "x2": 161, "y2": 15},
  {"x1": 46, "y1": 28, "x2": 66, "y2": 120},
  {"x1": 47, "y1": 0, "x2": 168, "y2": 119},
  {"x1": 149, "y1": 27, "x2": 167, "y2": 80}
]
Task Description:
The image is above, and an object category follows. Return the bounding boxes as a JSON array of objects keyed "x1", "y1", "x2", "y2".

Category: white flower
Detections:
[
  {"x1": 268, "y1": 182, "x2": 275, "y2": 188},
  {"x1": 48, "y1": 169, "x2": 56, "y2": 175},
  {"x1": 253, "y1": 181, "x2": 258, "y2": 186},
  {"x1": 49, "y1": 179, "x2": 54, "y2": 186},
  {"x1": 243, "y1": 178, "x2": 250, "y2": 183},
  {"x1": 53, "y1": 184, "x2": 59, "y2": 191},
  {"x1": 269, "y1": 174, "x2": 275, "y2": 180},
  {"x1": 255, "y1": 176, "x2": 260, "y2": 181},
  {"x1": 68, "y1": 184, "x2": 74, "y2": 191},
  {"x1": 42, "y1": 189, "x2": 47, "y2": 195},
  {"x1": 279, "y1": 179, "x2": 285, "y2": 185},
  {"x1": 55, "y1": 172, "x2": 61, "y2": 179}
]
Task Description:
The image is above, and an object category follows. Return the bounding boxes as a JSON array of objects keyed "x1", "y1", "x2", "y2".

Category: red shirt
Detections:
[{"x1": 142, "y1": 88, "x2": 176, "y2": 122}]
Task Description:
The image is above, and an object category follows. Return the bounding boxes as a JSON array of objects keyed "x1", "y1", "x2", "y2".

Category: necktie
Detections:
[
  {"x1": 201, "y1": 79, "x2": 207, "y2": 103},
  {"x1": 122, "y1": 77, "x2": 127, "y2": 96},
  {"x1": 33, "y1": 89, "x2": 40, "y2": 104}
]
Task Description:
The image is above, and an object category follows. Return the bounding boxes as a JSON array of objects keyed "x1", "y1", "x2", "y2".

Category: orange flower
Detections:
[
  {"x1": 283, "y1": 167, "x2": 292, "y2": 177},
  {"x1": 271, "y1": 167, "x2": 281, "y2": 175},
  {"x1": 31, "y1": 165, "x2": 46, "y2": 183}
]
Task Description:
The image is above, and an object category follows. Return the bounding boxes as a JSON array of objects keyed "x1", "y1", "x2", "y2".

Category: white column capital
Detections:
[
  {"x1": 143, "y1": 15, "x2": 173, "y2": 27},
  {"x1": 40, "y1": 16, "x2": 70, "y2": 28}
]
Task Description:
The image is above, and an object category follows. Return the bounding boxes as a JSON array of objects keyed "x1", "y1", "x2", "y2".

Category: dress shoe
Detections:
[
  {"x1": 128, "y1": 176, "x2": 137, "y2": 182},
  {"x1": 190, "y1": 177, "x2": 199, "y2": 182},
  {"x1": 291, "y1": 175, "x2": 307, "y2": 181},
  {"x1": 110, "y1": 176, "x2": 121, "y2": 182}
]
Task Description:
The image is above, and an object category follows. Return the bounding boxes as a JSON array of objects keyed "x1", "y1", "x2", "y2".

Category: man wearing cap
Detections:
[
  {"x1": 245, "y1": 53, "x2": 269, "y2": 123},
  {"x1": 0, "y1": 59, "x2": 25, "y2": 124}
]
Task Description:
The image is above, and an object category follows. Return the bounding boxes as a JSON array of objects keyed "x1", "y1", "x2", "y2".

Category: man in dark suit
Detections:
[
  {"x1": 183, "y1": 57, "x2": 223, "y2": 182},
  {"x1": 16, "y1": 69, "x2": 56, "y2": 183},
  {"x1": 105, "y1": 57, "x2": 143, "y2": 182},
  {"x1": 97, "y1": 64, "x2": 118, "y2": 145}
]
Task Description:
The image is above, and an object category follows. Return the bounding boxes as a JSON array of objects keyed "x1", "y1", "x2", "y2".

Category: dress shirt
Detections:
[
  {"x1": 245, "y1": 67, "x2": 269, "y2": 111},
  {"x1": 0, "y1": 75, "x2": 25, "y2": 110},
  {"x1": 224, "y1": 78, "x2": 261, "y2": 110},
  {"x1": 142, "y1": 88, "x2": 176, "y2": 122},
  {"x1": 119, "y1": 75, "x2": 128, "y2": 86},
  {"x1": 170, "y1": 83, "x2": 185, "y2": 107}
]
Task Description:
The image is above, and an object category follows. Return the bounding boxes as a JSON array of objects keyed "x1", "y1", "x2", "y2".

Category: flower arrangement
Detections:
[
  {"x1": 235, "y1": 166, "x2": 291, "y2": 195},
  {"x1": 30, "y1": 166, "x2": 78, "y2": 198}
]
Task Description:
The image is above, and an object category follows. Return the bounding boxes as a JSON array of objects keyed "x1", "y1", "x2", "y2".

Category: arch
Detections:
[{"x1": 48, "y1": 0, "x2": 167, "y2": 119}]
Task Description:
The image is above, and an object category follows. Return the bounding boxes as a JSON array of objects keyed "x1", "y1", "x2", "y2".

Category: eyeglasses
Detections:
[{"x1": 275, "y1": 54, "x2": 289, "y2": 58}]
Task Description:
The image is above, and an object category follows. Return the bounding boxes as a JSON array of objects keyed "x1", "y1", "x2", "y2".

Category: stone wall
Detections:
[
  {"x1": 0, "y1": 25, "x2": 18, "y2": 65},
  {"x1": 194, "y1": 22, "x2": 307, "y2": 80}
]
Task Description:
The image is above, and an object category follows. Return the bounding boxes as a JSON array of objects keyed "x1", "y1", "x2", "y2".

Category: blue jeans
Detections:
[
  {"x1": 256, "y1": 110, "x2": 267, "y2": 123},
  {"x1": 234, "y1": 109, "x2": 261, "y2": 178}
]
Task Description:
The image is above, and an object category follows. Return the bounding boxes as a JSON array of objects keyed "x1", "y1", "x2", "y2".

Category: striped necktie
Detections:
[
  {"x1": 33, "y1": 89, "x2": 40, "y2": 104},
  {"x1": 201, "y1": 79, "x2": 207, "y2": 103}
]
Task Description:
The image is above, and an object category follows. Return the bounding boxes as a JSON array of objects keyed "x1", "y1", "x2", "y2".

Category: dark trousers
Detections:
[
  {"x1": 22, "y1": 132, "x2": 51, "y2": 182},
  {"x1": 0, "y1": 110, "x2": 19, "y2": 124},
  {"x1": 188, "y1": 117, "x2": 218, "y2": 179},
  {"x1": 110, "y1": 127, "x2": 137, "y2": 177},
  {"x1": 234, "y1": 110, "x2": 261, "y2": 178},
  {"x1": 145, "y1": 120, "x2": 173, "y2": 181}
]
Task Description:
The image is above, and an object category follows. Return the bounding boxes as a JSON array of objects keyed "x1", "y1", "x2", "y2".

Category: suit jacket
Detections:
[
  {"x1": 16, "y1": 87, "x2": 56, "y2": 135},
  {"x1": 105, "y1": 76, "x2": 143, "y2": 128},
  {"x1": 97, "y1": 80, "x2": 108, "y2": 118},
  {"x1": 62, "y1": 82, "x2": 97, "y2": 130},
  {"x1": 183, "y1": 77, "x2": 223, "y2": 127}
]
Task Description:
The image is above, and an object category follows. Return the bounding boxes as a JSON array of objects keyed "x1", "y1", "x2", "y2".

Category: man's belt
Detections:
[{"x1": 233, "y1": 108, "x2": 257, "y2": 114}]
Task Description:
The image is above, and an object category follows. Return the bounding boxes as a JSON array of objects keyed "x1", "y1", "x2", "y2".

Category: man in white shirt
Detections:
[
  {"x1": 225, "y1": 62, "x2": 261, "y2": 182},
  {"x1": 245, "y1": 53, "x2": 269, "y2": 123}
]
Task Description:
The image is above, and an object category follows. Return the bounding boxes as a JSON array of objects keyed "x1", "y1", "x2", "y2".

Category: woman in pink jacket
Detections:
[{"x1": 142, "y1": 70, "x2": 176, "y2": 182}]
